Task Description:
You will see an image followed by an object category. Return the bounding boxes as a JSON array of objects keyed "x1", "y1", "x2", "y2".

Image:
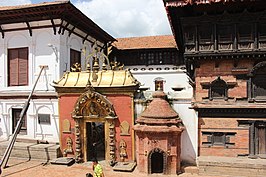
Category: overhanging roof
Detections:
[
  {"x1": 163, "y1": 0, "x2": 266, "y2": 53},
  {"x1": 0, "y1": 0, "x2": 115, "y2": 43}
]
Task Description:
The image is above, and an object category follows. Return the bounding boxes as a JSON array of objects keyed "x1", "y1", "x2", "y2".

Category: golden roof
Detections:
[{"x1": 52, "y1": 69, "x2": 140, "y2": 88}]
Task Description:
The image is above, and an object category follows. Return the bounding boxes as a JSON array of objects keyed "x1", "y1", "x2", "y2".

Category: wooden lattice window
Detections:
[
  {"x1": 183, "y1": 25, "x2": 196, "y2": 52},
  {"x1": 202, "y1": 132, "x2": 235, "y2": 147},
  {"x1": 8, "y1": 48, "x2": 28, "y2": 86},
  {"x1": 217, "y1": 24, "x2": 234, "y2": 50}
]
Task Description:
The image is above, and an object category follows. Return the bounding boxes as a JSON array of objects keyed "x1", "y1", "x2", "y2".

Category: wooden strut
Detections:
[{"x1": 0, "y1": 65, "x2": 48, "y2": 172}]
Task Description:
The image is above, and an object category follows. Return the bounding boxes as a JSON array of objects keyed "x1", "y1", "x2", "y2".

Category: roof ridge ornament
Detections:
[{"x1": 82, "y1": 41, "x2": 112, "y2": 72}]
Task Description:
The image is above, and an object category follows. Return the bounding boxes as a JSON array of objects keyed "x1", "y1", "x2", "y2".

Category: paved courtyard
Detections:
[{"x1": 0, "y1": 158, "x2": 223, "y2": 177}]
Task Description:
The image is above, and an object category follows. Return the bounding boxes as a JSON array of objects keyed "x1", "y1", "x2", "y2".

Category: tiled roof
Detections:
[
  {"x1": 165, "y1": 0, "x2": 259, "y2": 7},
  {"x1": 113, "y1": 35, "x2": 177, "y2": 50},
  {"x1": 0, "y1": 0, "x2": 68, "y2": 11}
]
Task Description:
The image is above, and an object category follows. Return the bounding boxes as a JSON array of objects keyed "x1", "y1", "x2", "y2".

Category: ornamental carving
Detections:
[
  {"x1": 250, "y1": 61, "x2": 266, "y2": 75},
  {"x1": 63, "y1": 136, "x2": 73, "y2": 156},
  {"x1": 72, "y1": 89, "x2": 116, "y2": 118},
  {"x1": 119, "y1": 139, "x2": 127, "y2": 162}
]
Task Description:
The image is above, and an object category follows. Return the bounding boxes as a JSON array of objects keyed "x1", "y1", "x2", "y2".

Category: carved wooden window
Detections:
[
  {"x1": 70, "y1": 49, "x2": 81, "y2": 68},
  {"x1": 183, "y1": 25, "x2": 196, "y2": 52},
  {"x1": 249, "y1": 62, "x2": 266, "y2": 101},
  {"x1": 258, "y1": 23, "x2": 266, "y2": 49},
  {"x1": 238, "y1": 23, "x2": 254, "y2": 49},
  {"x1": 8, "y1": 48, "x2": 28, "y2": 86},
  {"x1": 251, "y1": 67, "x2": 266, "y2": 100},
  {"x1": 202, "y1": 132, "x2": 235, "y2": 147},
  {"x1": 218, "y1": 24, "x2": 234, "y2": 50},
  {"x1": 209, "y1": 78, "x2": 228, "y2": 100},
  {"x1": 198, "y1": 24, "x2": 214, "y2": 51}
]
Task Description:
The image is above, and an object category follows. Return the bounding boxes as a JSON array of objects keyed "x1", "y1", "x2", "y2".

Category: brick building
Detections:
[{"x1": 163, "y1": 0, "x2": 266, "y2": 160}]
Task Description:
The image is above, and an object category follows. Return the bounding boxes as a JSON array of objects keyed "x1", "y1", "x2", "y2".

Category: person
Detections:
[{"x1": 92, "y1": 159, "x2": 104, "y2": 177}]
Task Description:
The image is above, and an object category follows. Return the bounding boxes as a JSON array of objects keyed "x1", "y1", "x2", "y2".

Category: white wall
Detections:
[
  {"x1": 131, "y1": 65, "x2": 197, "y2": 164},
  {"x1": 0, "y1": 22, "x2": 101, "y2": 142}
]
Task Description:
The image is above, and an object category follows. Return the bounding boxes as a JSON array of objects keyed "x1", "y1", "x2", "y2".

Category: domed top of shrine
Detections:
[{"x1": 140, "y1": 91, "x2": 179, "y2": 119}]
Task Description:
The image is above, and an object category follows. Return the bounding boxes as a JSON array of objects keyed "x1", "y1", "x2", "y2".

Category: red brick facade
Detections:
[{"x1": 58, "y1": 91, "x2": 135, "y2": 162}]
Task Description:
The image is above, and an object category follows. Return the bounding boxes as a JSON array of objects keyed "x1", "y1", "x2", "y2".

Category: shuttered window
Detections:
[{"x1": 8, "y1": 48, "x2": 28, "y2": 86}]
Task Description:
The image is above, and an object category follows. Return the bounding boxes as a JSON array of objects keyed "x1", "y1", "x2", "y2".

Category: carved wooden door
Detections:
[{"x1": 255, "y1": 122, "x2": 266, "y2": 157}]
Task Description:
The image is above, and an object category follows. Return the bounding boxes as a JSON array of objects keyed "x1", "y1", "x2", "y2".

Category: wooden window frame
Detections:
[
  {"x1": 209, "y1": 77, "x2": 228, "y2": 101},
  {"x1": 248, "y1": 62, "x2": 266, "y2": 102},
  {"x1": 202, "y1": 132, "x2": 236, "y2": 147},
  {"x1": 8, "y1": 47, "x2": 28, "y2": 86}
]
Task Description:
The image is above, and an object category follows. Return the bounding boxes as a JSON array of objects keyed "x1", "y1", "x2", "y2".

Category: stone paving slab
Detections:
[{"x1": 0, "y1": 158, "x2": 224, "y2": 177}]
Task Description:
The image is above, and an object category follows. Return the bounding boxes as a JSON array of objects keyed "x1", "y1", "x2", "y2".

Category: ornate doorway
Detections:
[
  {"x1": 72, "y1": 88, "x2": 117, "y2": 163},
  {"x1": 86, "y1": 122, "x2": 105, "y2": 161}
]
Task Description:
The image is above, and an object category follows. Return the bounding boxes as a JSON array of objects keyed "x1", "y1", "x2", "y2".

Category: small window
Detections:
[
  {"x1": 202, "y1": 132, "x2": 236, "y2": 147},
  {"x1": 38, "y1": 114, "x2": 51, "y2": 124},
  {"x1": 70, "y1": 49, "x2": 81, "y2": 68},
  {"x1": 209, "y1": 77, "x2": 228, "y2": 100},
  {"x1": 154, "y1": 77, "x2": 165, "y2": 91}
]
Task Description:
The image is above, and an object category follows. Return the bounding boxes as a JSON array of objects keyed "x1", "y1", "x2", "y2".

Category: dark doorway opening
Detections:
[
  {"x1": 12, "y1": 108, "x2": 27, "y2": 134},
  {"x1": 151, "y1": 151, "x2": 164, "y2": 173},
  {"x1": 256, "y1": 122, "x2": 266, "y2": 158},
  {"x1": 86, "y1": 122, "x2": 105, "y2": 161}
]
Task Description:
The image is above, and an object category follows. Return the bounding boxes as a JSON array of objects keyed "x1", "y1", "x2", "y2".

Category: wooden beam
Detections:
[
  {"x1": 83, "y1": 33, "x2": 89, "y2": 44},
  {"x1": 58, "y1": 19, "x2": 64, "y2": 34},
  {"x1": 68, "y1": 26, "x2": 75, "y2": 37},
  {"x1": 0, "y1": 25, "x2": 4, "y2": 38},
  {"x1": 50, "y1": 17, "x2": 57, "y2": 35},
  {"x1": 25, "y1": 20, "x2": 32, "y2": 36},
  {"x1": 62, "y1": 22, "x2": 69, "y2": 35}
]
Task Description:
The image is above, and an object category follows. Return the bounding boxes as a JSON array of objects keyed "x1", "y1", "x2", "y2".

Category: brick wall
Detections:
[
  {"x1": 199, "y1": 117, "x2": 249, "y2": 157},
  {"x1": 195, "y1": 58, "x2": 253, "y2": 101}
]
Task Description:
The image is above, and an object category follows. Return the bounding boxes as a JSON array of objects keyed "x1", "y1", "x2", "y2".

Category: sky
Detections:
[{"x1": 0, "y1": 0, "x2": 172, "y2": 38}]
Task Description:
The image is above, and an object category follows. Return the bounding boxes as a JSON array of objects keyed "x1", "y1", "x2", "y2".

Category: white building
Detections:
[
  {"x1": 0, "y1": 1, "x2": 115, "y2": 143},
  {"x1": 111, "y1": 35, "x2": 198, "y2": 165}
]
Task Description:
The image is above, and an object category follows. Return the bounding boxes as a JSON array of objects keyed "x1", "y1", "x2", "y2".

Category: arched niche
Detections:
[
  {"x1": 148, "y1": 148, "x2": 167, "y2": 174},
  {"x1": 7, "y1": 34, "x2": 29, "y2": 48}
]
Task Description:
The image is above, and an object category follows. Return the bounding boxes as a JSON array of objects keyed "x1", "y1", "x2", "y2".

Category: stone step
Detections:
[
  {"x1": 198, "y1": 156, "x2": 266, "y2": 177},
  {"x1": 0, "y1": 141, "x2": 61, "y2": 161},
  {"x1": 181, "y1": 165, "x2": 199, "y2": 175}
]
